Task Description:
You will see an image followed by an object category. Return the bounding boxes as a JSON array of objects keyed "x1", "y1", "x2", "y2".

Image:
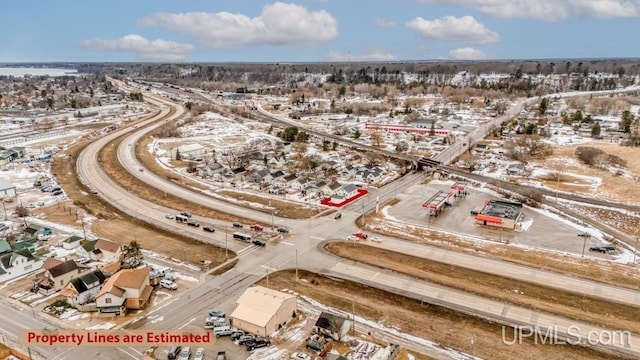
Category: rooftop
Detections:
[{"x1": 480, "y1": 199, "x2": 523, "y2": 220}]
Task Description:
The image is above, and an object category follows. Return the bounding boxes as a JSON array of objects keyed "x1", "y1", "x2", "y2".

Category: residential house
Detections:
[
  {"x1": 337, "y1": 184, "x2": 359, "y2": 199},
  {"x1": 0, "y1": 178, "x2": 16, "y2": 198},
  {"x1": 94, "y1": 239, "x2": 123, "y2": 263},
  {"x1": 11, "y1": 238, "x2": 37, "y2": 254},
  {"x1": 61, "y1": 269, "x2": 107, "y2": 306},
  {"x1": 268, "y1": 170, "x2": 285, "y2": 185},
  {"x1": 62, "y1": 235, "x2": 83, "y2": 250},
  {"x1": 290, "y1": 177, "x2": 311, "y2": 191},
  {"x1": 313, "y1": 312, "x2": 351, "y2": 341},
  {"x1": 268, "y1": 156, "x2": 286, "y2": 168},
  {"x1": 356, "y1": 167, "x2": 383, "y2": 183},
  {"x1": 231, "y1": 166, "x2": 247, "y2": 180},
  {"x1": 251, "y1": 169, "x2": 271, "y2": 183},
  {"x1": 313, "y1": 181, "x2": 331, "y2": 196},
  {"x1": 23, "y1": 224, "x2": 42, "y2": 238},
  {"x1": 33, "y1": 259, "x2": 87, "y2": 294},
  {"x1": 0, "y1": 242, "x2": 43, "y2": 283},
  {"x1": 207, "y1": 162, "x2": 226, "y2": 175},
  {"x1": 327, "y1": 182, "x2": 342, "y2": 195},
  {"x1": 340, "y1": 165, "x2": 356, "y2": 179},
  {"x1": 95, "y1": 267, "x2": 152, "y2": 317},
  {"x1": 75, "y1": 240, "x2": 103, "y2": 261},
  {"x1": 230, "y1": 285, "x2": 297, "y2": 337},
  {"x1": 276, "y1": 174, "x2": 297, "y2": 188}
]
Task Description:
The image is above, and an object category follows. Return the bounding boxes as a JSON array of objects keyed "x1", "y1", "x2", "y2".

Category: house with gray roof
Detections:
[
  {"x1": 0, "y1": 245, "x2": 43, "y2": 283},
  {"x1": 61, "y1": 269, "x2": 107, "y2": 306}
]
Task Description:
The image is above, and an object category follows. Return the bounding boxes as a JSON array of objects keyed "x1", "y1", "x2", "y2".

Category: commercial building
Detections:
[
  {"x1": 230, "y1": 285, "x2": 297, "y2": 337},
  {"x1": 474, "y1": 199, "x2": 523, "y2": 229}
]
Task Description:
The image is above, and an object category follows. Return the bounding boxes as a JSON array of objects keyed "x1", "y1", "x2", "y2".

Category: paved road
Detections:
[
  {"x1": 68, "y1": 86, "x2": 640, "y2": 358},
  {"x1": 360, "y1": 237, "x2": 640, "y2": 308}
]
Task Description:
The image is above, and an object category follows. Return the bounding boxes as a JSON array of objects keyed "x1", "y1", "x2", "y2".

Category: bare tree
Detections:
[{"x1": 370, "y1": 131, "x2": 385, "y2": 147}]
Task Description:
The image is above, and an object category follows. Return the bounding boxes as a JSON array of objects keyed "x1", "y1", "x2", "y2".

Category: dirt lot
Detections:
[
  {"x1": 263, "y1": 270, "x2": 628, "y2": 360},
  {"x1": 542, "y1": 143, "x2": 640, "y2": 204},
  {"x1": 326, "y1": 242, "x2": 640, "y2": 334},
  {"x1": 363, "y1": 209, "x2": 640, "y2": 291}
]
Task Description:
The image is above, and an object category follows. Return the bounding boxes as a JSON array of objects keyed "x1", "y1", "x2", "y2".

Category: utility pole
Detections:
[
  {"x1": 351, "y1": 297, "x2": 357, "y2": 332},
  {"x1": 81, "y1": 220, "x2": 87, "y2": 241},
  {"x1": 1, "y1": 200, "x2": 6, "y2": 221},
  {"x1": 225, "y1": 226, "x2": 228, "y2": 258},
  {"x1": 581, "y1": 235, "x2": 587, "y2": 258}
]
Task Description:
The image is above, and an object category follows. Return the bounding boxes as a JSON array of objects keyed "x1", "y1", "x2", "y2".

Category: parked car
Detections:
[
  {"x1": 52, "y1": 190, "x2": 63, "y2": 196},
  {"x1": 578, "y1": 232, "x2": 592, "y2": 238},
  {"x1": 37, "y1": 201, "x2": 45, "y2": 207},
  {"x1": 589, "y1": 246, "x2": 615, "y2": 253},
  {"x1": 232, "y1": 222, "x2": 243, "y2": 228},
  {"x1": 76, "y1": 257, "x2": 90, "y2": 264},
  {"x1": 252, "y1": 239, "x2": 266, "y2": 247},
  {"x1": 26, "y1": 203, "x2": 36, "y2": 209},
  {"x1": 237, "y1": 334, "x2": 255, "y2": 345},
  {"x1": 250, "y1": 224, "x2": 264, "y2": 231},
  {"x1": 160, "y1": 279, "x2": 178, "y2": 290},
  {"x1": 245, "y1": 337, "x2": 270, "y2": 351},
  {"x1": 208, "y1": 309, "x2": 225, "y2": 318},
  {"x1": 370, "y1": 236, "x2": 382, "y2": 242},
  {"x1": 216, "y1": 351, "x2": 227, "y2": 360},
  {"x1": 291, "y1": 352, "x2": 312, "y2": 360},
  {"x1": 180, "y1": 211, "x2": 192, "y2": 218},
  {"x1": 277, "y1": 227, "x2": 289, "y2": 233},
  {"x1": 41, "y1": 186, "x2": 53, "y2": 192},
  {"x1": 165, "y1": 214, "x2": 174, "y2": 219},
  {"x1": 51, "y1": 187, "x2": 61, "y2": 192},
  {"x1": 213, "y1": 326, "x2": 234, "y2": 337},
  {"x1": 187, "y1": 220, "x2": 200, "y2": 227},
  {"x1": 231, "y1": 330, "x2": 245, "y2": 340},
  {"x1": 347, "y1": 235, "x2": 359, "y2": 241},
  {"x1": 352, "y1": 232, "x2": 368, "y2": 240},
  {"x1": 193, "y1": 348, "x2": 205, "y2": 360},
  {"x1": 306, "y1": 339, "x2": 323, "y2": 351},
  {"x1": 179, "y1": 346, "x2": 191, "y2": 360},
  {"x1": 203, "y1": 226, "x2": 215, "y2": 232},
  {"x1": 167, "y1": 346, "x2": 182, "y2": 360},
  {"x1": 334, "y1": 212, "x2": 342, "y2": 219}
]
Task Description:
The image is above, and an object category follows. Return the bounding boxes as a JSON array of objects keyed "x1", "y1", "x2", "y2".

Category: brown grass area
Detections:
[
  {"x1": 326, "y1": 243, "x2": 640, "y2": 334},
  {"x1": 50, "y1": 118, "x2": 234, "y2": 266},
  {"x1": 569, "y1": 205, "x2": 640, "y2": 237},
  {"x1": 546, "y1": 143, "x2": 640, "y2": 203},
  {"x1": 363, "y1": 214, "x2": 640, "y2": 291},
  {"x1": 264, "y1": 270, "x2": 625, "y2": 360}
]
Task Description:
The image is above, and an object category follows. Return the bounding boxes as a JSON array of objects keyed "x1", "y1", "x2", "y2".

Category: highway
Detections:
[{"x1": 60, "y1": 85, "x2": 640, "y2": 358}]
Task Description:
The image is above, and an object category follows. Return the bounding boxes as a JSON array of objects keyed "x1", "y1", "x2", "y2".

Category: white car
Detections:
[
  {"x1": 370, "y1": 236, "x2": 382, "y2": 242},
  {"x1": 26, "y1": 203, "x2": 36, "y2": 209},
  {"x1": 165, "y1": 214, "x2": 174, "y2": 219},
  {"x1": 347, "y1": 235, "x2": 359, "y2": 241},
  {"x1": 76, "y1": 257, "x2": 91, "y2": 264},
  {"x1": 160, "y1": 279, "x2": 178, "y2": 290},
  {"x1": 291, "y1": 352, "x2": 312, "y2": 360}
]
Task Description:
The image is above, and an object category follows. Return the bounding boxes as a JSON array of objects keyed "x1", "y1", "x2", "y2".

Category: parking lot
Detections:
[{"x1": 388, "y1": 181, "x2": 608, "y2": 256}]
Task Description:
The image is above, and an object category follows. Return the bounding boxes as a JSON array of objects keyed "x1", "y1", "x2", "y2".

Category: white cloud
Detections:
[
  {"x1": 569, "y1": 0, "x2": 639, "y2": 19},
  {"x1": 406, "y1": 16, "x2": 499, "y2": 45},
  {"x1": 80, "y1": 34, "x2": 195, "y2": 61},
  {"x1": 375, "y1": 17, "x2": 396, "y2": 28},
  {"x1": 137, "y1": 2, "x2": 338, "y2": 48},
  {"x1": 419, "y1": 0, "x2": 568, "y2": 21},
  {"x1": 327, "y1": 46, "x2": 397, "y2": 61},
  {"x1": 447, "y1": 47, "x2": 497, "y2": 60}
]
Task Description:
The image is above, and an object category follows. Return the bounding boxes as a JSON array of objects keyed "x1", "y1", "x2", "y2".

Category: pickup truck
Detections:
[{"x1": 250, "y1": 224, "x2": 264, "y2": 231}]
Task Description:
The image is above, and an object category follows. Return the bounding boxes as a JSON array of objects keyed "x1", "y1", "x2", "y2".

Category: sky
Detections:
[{"x1": 2, "y1": 0, "x2": 640, "y2": 63}]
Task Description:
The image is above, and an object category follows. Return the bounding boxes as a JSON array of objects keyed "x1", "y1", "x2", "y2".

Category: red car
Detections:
[
  {"x1": 250, "y1": 224, "x2": 264, "y2": 231},
  {"x1": 352, "y1": 232, "x2": 368, "y2": 240}
]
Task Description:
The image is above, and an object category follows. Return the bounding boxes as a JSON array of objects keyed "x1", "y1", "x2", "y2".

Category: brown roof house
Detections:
[
  {"x1": 94, "y1": 239, "x2": 123, "y2": 262},
  {"x1": 33, "y1": 259, "x2": 88, "y2": 295},
  {"x1": 95, "y1": 266, "x2": 152, "y2": 317},
  {"x1": 230, "y1": 285, "x2": 297, "y2": 337},
  {"x1": 75, "y1": 240, "x2": 103, "y2": 261}
]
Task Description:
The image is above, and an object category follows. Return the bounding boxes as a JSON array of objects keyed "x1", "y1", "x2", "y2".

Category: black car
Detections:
[
  {"x1": 232, "y1": 222, "x2": 243, "y2": 228},
  {"x1": 589, "y1": 246, "x2": 615, "y2": 253},
  {"x1": 180, "y1": 211, "x2": 192, "y2": 218},
  {"x1": 167, "y1": 346, "x2": 182, "y2": 359},
  {"x1": 252, "y1": 239, "x2": 266, "y2": 247},
  {"x1": 334, "y1": 212, "x2": 342, "y2": 220},
  {"x1": 187, "y1": 220, "x2": 200, "y2": 227},
  {"x1": 277, "y1": 227, "x2": 289, "y2": 233},
  {"x1": 203, "y1": 226, "x2": 215, "y2": 232},
  {"x1": 306, "y1": 339, "x2": 323, "y2": 351},
  {"x1": 52, "y1": 190, "x2": 63, "y2": 196},
  {"x1": 245, "y1": 337, "x2": 270, "y2": 351}
]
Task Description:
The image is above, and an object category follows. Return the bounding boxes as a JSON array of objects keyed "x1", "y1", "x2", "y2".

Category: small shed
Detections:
[{"x1": 313, "y1": 312, "x2": 351, "y2": 341}]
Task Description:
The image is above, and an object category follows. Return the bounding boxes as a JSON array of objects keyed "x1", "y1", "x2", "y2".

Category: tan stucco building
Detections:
[{"x1": 230, "y1": 286, "x2": 297, "y2": 337}]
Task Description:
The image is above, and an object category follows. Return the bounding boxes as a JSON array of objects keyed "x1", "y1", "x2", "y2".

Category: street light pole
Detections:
[
  {"x1": 281, "y1": 242, "x2": 298, "y2": 281},
  {"x1": 581, "y1": 236, "x2": 587, "y2": 258},
  {"x1": 225, "y1": 226, "x2": 228, "y2": 258}
]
